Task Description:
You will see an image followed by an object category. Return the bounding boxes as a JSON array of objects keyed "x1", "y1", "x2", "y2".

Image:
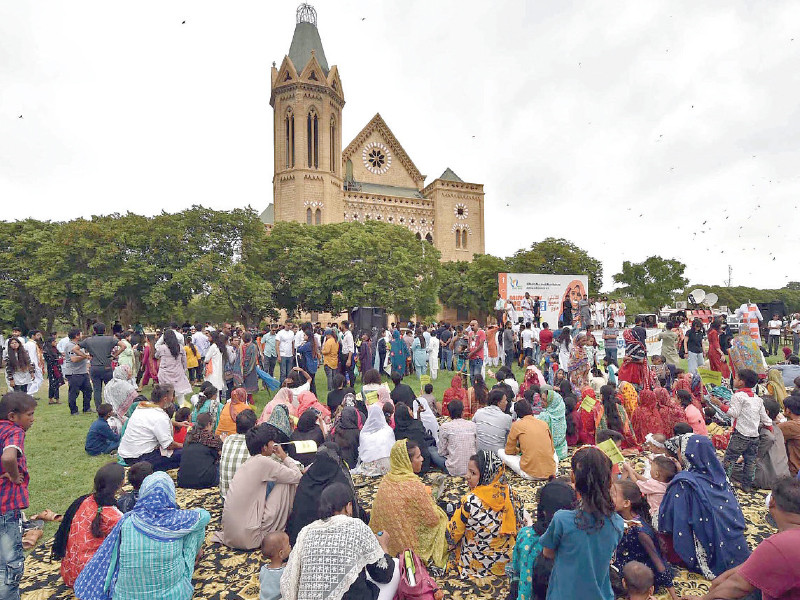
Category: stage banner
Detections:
[{"x1": 498, "y1": 273, "x2": 589, "y2": 328}]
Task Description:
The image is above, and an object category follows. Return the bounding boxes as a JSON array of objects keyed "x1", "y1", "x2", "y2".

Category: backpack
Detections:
[{"x1": 393, "y1": 549, "x2": 442, "y2": 600}]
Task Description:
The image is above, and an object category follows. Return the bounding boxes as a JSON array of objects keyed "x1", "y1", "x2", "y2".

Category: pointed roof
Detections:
[
  {"x1": 288, "y1": 21, "x2": 329, "y2": 75},
  {"x1": 259, "y1": 203, "x2": 274, "y2": 225},
  {"x1": 343, "y1": 113, "x2": 425, "y2": 184},
  {"x1": 438, "y1": 168, "x2": 463, "y2": 182}
]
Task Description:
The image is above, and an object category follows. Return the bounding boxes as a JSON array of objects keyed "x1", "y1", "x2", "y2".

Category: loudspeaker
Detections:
[{"x1": 350, "y1": 307, "x2": 386, "y2": 338}]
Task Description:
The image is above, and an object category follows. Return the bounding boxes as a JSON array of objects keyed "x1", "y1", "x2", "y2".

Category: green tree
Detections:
[
  {"x1": 785, "y1": 281, "x2": 800, "y2": 291},
  {"x1": 466, "y1": 254, "x2": 510, "y2": 314},
  {"x1": 507, "y1": 238, "x2": 603, "y2": 292},
  {"x1": 613, "y1": 256, "x2": 689, "y2": 312},
  {"x1": 437, "y1": 261, "x2": 474, "y2": 313}
]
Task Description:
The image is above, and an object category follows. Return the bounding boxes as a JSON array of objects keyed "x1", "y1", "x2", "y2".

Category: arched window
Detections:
[
  {"x1": 425, "y1": 233, "x2": 433, "y2": 244},
  {"x1": 306, "y1": 208, "x2": 312, "y2": 224},
  {"x1": 285, "y1": 109, "x2": 295, "y2": 168},
  {"x1": 455, "y1": 230, "x2": 461, "y2": 248},
  {"x1": 346, "y1": 159, "x2": 353, "y2": 181},
  {"x1": 461, "y1": 229, "x2": 468, "y2": 248},
  {"x1": 315, "y1": 209, "x2": 321, "y2": 225},
  {"x1": 416, "y1": 232, "x2": 422, "y2": 240},
  {"x1": 307, "y1": 109, "x2": 319, "y2": 168},
  {"x1": 330, "y1": 117, "x2": 336, "y2": 173}
]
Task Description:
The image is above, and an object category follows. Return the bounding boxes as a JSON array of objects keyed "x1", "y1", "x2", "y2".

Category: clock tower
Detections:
[{"x1": 270, "y1": 4, "x2": 345, "y2": 225}]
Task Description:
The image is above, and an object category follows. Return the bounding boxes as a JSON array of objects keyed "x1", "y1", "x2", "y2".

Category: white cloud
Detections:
[{"x1": 1, "y1": 0, "x2": 798, "y2": 291}]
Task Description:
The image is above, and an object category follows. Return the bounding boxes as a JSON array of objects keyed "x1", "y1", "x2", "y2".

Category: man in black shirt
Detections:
[
  {"x1": 439, "y1": 324, "x2": 453, "y2": 372},
  {"x1": 79, "y1": 322, "x2": 125, "y2": 410}
]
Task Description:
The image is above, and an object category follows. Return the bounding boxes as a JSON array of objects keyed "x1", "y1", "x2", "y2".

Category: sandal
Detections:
[
  {"x1": 22, "y1": 529, "x2": 43, "y2": 551},
  {"x1": 30, "y1": 509, "x2": 63, "y2": 522}
]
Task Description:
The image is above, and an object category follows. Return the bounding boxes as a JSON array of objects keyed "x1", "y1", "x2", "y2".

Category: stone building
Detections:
[{"x1": 261, "y1": 4, "x2": 485, "y2": 263}]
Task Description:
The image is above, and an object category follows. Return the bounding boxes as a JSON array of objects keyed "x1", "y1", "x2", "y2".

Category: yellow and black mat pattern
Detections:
[{"x1": 20, "y1": 456, "x2": 773, "y2": 600}]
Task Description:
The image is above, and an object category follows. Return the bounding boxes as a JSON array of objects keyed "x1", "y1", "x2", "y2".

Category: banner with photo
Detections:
[{"x1": 498, "y1": 273, "x2": 589, "y2": 328}]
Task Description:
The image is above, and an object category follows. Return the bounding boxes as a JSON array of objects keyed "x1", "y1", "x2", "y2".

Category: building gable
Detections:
[{"x1": 342, "y1": 114, "x2": 425, "y2": 190}]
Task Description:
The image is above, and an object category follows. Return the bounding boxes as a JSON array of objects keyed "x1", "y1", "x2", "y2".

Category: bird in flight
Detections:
[{"x1": 182, "y1": 20, "x2": 186, "y2": 24}]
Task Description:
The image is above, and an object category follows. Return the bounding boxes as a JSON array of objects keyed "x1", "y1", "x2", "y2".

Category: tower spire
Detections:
[{"x1": 296, "y1": 3, "x2": 317, "y2": 26}]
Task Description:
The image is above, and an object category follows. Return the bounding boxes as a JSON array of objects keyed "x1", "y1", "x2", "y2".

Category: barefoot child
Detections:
[
  {"x1": 0, "y1": 392, "x2": 37, "y2": 600},
  {"x1": 259, "y1": 531, "x2": 291, "y2": 600}
]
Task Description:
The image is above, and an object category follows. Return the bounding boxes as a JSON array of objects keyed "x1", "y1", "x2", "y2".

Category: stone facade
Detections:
[{"x1": 265, "y1": 5, "x2": 485, "y2": 262}]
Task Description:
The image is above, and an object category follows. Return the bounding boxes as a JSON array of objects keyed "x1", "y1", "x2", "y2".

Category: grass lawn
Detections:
[{"x1": 12, "y1": 351, "x2": 785, "y2": 542}]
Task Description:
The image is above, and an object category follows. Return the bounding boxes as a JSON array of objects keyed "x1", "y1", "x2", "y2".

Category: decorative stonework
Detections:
[
  {"x1": 454, "y1": 203, "x2": 468, "y2": 219},
  {"x1": 362, "y1": 142, "x2": 392, "y2": 175},
  {"x1": 451, "y1": 223, "x2": 472, "y2": 233},
  {"x1": 303, "y1": 200, "x2": 325, "y2": 209}
]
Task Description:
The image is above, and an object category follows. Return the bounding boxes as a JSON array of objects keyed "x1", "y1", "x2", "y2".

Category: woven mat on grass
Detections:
[{"x1": 20, "y1": 455, "x2": 773, "y2": 600}]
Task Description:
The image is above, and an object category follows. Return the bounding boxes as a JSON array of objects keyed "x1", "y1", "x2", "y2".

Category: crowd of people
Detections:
[{"x1": 2, "y1": 306, "x2": 800, "y2": 600}]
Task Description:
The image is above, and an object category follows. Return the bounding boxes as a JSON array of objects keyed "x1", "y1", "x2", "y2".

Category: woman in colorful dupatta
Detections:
[
  {"x1": 618, "y1": 381, "x2": 639, "y2": 415},
  {"x1": 658, "y1": 434, "x2": 750, "y2": 579},
  {"x1": 630, "y1": 389, "x2": 668, "y2": 440},
  {"x1": 618, "y1": 328, "x2": 652, "y2": 387},
  {"x1": 368, "y1": 439, "x2": 448, "y2": 567},
  {"x1": 446, "y1": 450, "x2": 523, "y2": 578},
  {"x1": 103, "y1": 365, "x2": 138, "y2": 424},
  {"x1": 389, "y1": 330, "x2": 409, "y2": 376},
  {"x1": 577, "y1": 387, "x2": 602, "y2": 445},
  {"x1": 655, "y1": 387, "x2": 686, "y2": 433},
  {"x1": 139, "y1": 336, "x2": 159, "y2": 388},
  {"x1": 567, "y1": 333, "x2": 591, "y2": 389},
  {"x1": 673, "y1": 375, "x2": 702, "y2": 411},
  {"x1": 517, "y1": 367, "x2": 542, "y2": 400},
  {"x1": 442, "y1": 375, "x2": 468, "y2": 416},
  {"x1": 214, "y1": 387, "x2": 250, "y2": 436},
  {"x1": 74, "y1": 472, "x2": 210, "y2": 600},
  {"x1": 259, "y1": 387, "x2": 298, "y2": 422},
  {"x1": 537, "y1": 389, "x2": 568, "y2": 460}
]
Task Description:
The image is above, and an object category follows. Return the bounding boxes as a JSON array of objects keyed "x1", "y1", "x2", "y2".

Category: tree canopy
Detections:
[
  {"x1": 508, "y1": 238, "x2": 603, "y2": 292},
  {"x1": 612, "y1": 256, "x2": 689, "y2": 311}
]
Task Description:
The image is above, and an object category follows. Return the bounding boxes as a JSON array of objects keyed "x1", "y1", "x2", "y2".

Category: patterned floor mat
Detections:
[{"x1": 20, "y1": 454, "x2": 773, "y2": 600}]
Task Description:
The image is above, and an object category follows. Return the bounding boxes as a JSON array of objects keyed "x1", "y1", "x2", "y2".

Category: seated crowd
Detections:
[{"x1": 25, "y1": 326, "x2": 800, "y2": 600}]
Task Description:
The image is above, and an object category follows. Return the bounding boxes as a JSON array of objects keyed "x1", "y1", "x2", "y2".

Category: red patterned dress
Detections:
[{"x1": 60, "y1": 496, "x2": 122, "y2": 587}]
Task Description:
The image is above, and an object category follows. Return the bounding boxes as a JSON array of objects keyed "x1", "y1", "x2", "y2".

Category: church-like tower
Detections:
[{"x1": 270, "y1": 4, "x2": 345, "y2": 225}]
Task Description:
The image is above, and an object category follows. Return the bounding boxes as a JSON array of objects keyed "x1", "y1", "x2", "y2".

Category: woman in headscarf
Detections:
[
  {"x1": 357, "y1": 404, "x2": 395, "y2": 476},
  {"x1": 447, "y1": 450, "x2": 523, "y2": 578},
  {"x1": 658, "y1": 434, "x2": 750, "y2": 579},
  {"x1": 442, "y1": 375, "x2": 468, "y2": 416},
  {"x1": 290, "y1": 410, "x2": 326, "y2": 467},
  {"x1": 767, "y1": 368, "x2": 788, "y2": 409},
  {"x1": 330, "y1": 406, "x2": 362, "y2": 469},
  {"x1": 369, "y1": 440, "x2": 448, "y2": 567},
  {"x1": 630, "y1": 389, "x2": 668, "y2": 441},
  {"x1": 239, "y1": 332, "x2": 260, "y2": 400},
  {"x1": 568, "y1": 332, "x2": 591, "y2": 390},
  {"x1": 509, "y1": 479, "x2": 576, "y2": 600},
  {"x1": 655, "y1": 387, "x2": 687, "y2": 433},
  {"x1": 537, "y1": 389, "x2": 568, "y2": 460},
  {"x1": 389, "y1": 329, "x2": 409, "y2": 376},
  {"x1": 266, "y1": 404, "x2": 294, "y2": 443},
  {"x1": 673, "y1": 374, "x2": 702, "y2": 411},
  {"x1": 286, "y1": 443, "x2": 368, "y2": 545},
  {"x1": 618, "y1": 380, "x2": 639, "y2": 415},
  {"x1": 74, "y1": 471, "x2": 210, "y2": 600},
  {"x1": 517, "y1": 367, "x2": 541, "y2": 400},
  {"x1": 215, "y1": 387, "x2": 250, "y2": 437},
  {"x1": 411, "y1": 395, "x2": 440, "y2": 443},
  {"x1": 103, "y1": 365, "x2": 138, "y2": 423},
  {"x1": 577, "y1": 387, "x2": 601, "y2": 445},
  {"x1": 259, "y1": 387, "x2": 298, "y2": 422},
  {"x1": 392, "y1": 403, "x2": 432, "y2": 474},
  {"x1": 618, "y1": 328, "x2": 652, "y2": 388},
  {"x1": 296, "y1": 390, "x2": 331, "y2": 422},
  {"x1": 281, "y1": 483, "x2": 394, "y2": 600}
]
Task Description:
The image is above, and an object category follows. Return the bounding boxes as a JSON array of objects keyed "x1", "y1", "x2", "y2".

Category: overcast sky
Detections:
[{"x1": 2, "y1": 1, "x2": 798, "y2": 293}]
